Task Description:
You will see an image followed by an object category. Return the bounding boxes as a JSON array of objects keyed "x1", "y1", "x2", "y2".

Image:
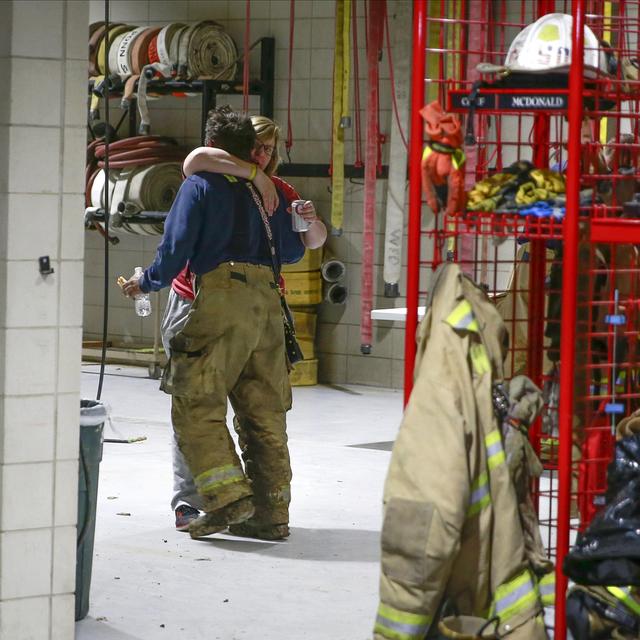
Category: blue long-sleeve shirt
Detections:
[{"x1": 140, "y1": 173, "x2": 305, "y2": 293}]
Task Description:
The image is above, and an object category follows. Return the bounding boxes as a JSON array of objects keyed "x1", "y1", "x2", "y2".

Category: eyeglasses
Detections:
[{"x1": 254, "y1": 143, "x2": 275, "y2": 157}]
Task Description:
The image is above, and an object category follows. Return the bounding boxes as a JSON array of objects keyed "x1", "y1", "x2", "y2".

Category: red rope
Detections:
[
  {"x1": 242, "y1": 0, "x2": 251, "y2": 113},
  {"x1": 285, "y1": 0, "x2": 295, "y2": 158},
  {"x1": 383, "y1": 5, "x2": 408, "y2": 150},
  {"x1": 352, "y1": 0, "x2": 363, "y2": 167}
]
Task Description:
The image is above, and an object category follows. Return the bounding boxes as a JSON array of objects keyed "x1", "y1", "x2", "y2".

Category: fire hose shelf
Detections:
[{"x1": 85, "y1": 209, "x2": 168, "y2": 225}]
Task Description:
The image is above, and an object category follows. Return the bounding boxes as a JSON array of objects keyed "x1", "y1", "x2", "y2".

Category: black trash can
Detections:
[{"x1": 76, "y1": 399, "x2": 107, "y2": 621}]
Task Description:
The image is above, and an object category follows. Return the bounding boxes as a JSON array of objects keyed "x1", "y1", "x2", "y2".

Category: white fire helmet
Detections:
[{"x1": 477, "y1": 13, "x2": 611, "y2": 78}]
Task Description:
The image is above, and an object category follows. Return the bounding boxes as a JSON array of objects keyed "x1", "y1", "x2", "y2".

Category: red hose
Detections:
[
  {"x1": 360, "y1": 0, "x2": 385, "y2": 354},
  {"x1": 285, "y1": 0, "x2": 295, "y2": 157},
  {"x1": 85, "y1": 136, "x2": 186, "y2": 205},
  {"x1": 352, "y1": 0, "x2": 363, "y2": 167}
]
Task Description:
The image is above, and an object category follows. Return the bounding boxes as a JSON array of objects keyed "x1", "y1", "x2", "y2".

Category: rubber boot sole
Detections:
[
  {"x1": 188, "y1": 497, "x2": 255, "y2": 539},
  {"x1": 228, "y1": 522, "x2": 290, "y2": 541}
]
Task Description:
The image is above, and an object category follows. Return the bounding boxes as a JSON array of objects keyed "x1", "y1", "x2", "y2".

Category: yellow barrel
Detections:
[
  {"x1": 296, "y1": 336, "x2": 315, "y2": 360},
  {"x1": 292, "y1": 310, "x2": 317, "y2": 360},
  {"x1": 292, "y1": 310, "x2": 317, "y2": 338},
  {"x1": 282, "y1": 248, "x2": 323, "y2": 273},
  {"x1": 290, "y1": 358, "x2": 318, "y2": 386},
  {"x1": 284, "y1": 271, "x2": 323, "y2": 306}
]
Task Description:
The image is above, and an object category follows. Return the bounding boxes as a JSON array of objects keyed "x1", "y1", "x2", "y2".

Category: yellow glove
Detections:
[{"x1": 516, "y1": 182, "x2": 537, "y2": 204}]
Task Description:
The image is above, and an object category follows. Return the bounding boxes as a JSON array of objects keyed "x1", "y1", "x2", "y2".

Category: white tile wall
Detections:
[
  {"x1": 53, "y1": 459, "x2": 79, "y2": 527},
  {"x1": 8, "y1": 126, "x2": 61, "y2": 194},
  {"x1": 58, "y1": 261, "x2": 85, "y2": 327},
  {"x1": 0, "y1": 529, "x2": 53, "y2": 599},
  {"x1": 0, "y1": 462, "x2": 54, "y2": 530},
  {"x1": 63, "y1": 126, "x2": 89, "y2": 194},
  {"x1": 0, "y1": 127, "x2": 9, "y2": 191},
  {"x1": 60, "y1": 194, "x2": 86, "y2": 260},
  {"x1": 52, "y1": 526, "x2": 77, "y2": 593},
  {"x1": 6, "y1": 194, "x2": 61, "y2": 260},
  {"x1": 4, "y1": 260, "x2": 59, "y2": 328},
  {"x1": 51, "y1": 594, "x2": 76, "y2": 640},
  {"x1": 66, "y1": 2, "x2": 91, "y2": 61},
  {"x1": 148, "y1": 0, "x2": 189, "y2": 22},
  {"x1": 9, "y1": 59, "x2": 63, "y2": 126},
  {"x1": 1, "y1": 395, "x2": 56, "y2": 464},
  {"x1": 64, "y1": 61, "x2": 90, "y2": 128},
  {"x1": 0, "y1": 3, "x2": 11, "y2": 58},
  {"x1": 3, "y1": 328, "x2": 58, "y2": 395},
  {"x1": 0, "y1": 1, "x2": 88, "y2": 637},
  {"x1": 190, "y1": 0, "x2": 227, "y2": 21},
  {"x1": 57, "y1": 327, "x2": 83, "y2": 394},
  {"x1": 11, "y1": 0, "x2": 64, "y2": 58},
  {"x1": 0, "y1": 596, "x2": 51, "y2": 640},
  {"x1": 55, "y1": 393, "x2": 81, "y2": 460}
]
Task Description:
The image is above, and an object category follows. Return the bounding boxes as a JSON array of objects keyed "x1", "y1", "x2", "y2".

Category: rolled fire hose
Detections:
[
  {"x1": 89, "y1": 23, "x2": 131, "y2": 119},
  {"x1": 89, "y1": 163, "x2": 182, "y2": 236},
  {"x1": 324, "y1": 282, "x2": 348, "y2": 305},
  {"x1": 137, "y1": 21, "x2": 237, "y2": 134},
  {"x1": 115, "y1": 26, "x2": 148, "y2": 76},
  {"x1": 382, "y1": 0, "x2": 410, "y2": 297},
  {"x1": 186, "y1": 22, "x2": 237, "y2": 78},
  {"x1": 321, "y1": 258, "x2": 347, "y2": 283},
  {"x1": 87, "y1": 135, "x2": 184, "y2": 170},
  {"x1": 92, "y1": 136, "x2": 186, "y2": 168},
  {"x1": 104, "y1": 24, "x2": 134, "y2": 74},
  {"x1": 118, "y1": 163, "x2": 183, "y2": 214},
  {"x1": 120, "y1": 27, "x2": 162, "y2": 109},
  {"x1": 89, "y1": 22, "x2": 108, "y2": 76},
  {"x1": 89, "y1": 168, "x2": 118, "y2": 212},
  {"x1": 157, "y1": 22, "x2": 186, "y2": 69},
  {"x1": 330, "y1": 0, "x2": 351, "y2": 236},
  {"x1": 135, "y1": 23, "x2": 185, "y2": 133}
]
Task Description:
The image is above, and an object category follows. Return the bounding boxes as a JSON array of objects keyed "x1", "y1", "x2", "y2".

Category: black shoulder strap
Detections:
[{"x1": 245, "y1": 181, "x2": 282, "y2": 285}]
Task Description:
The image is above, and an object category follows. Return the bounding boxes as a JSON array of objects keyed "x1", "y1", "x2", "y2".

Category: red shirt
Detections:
[{"x1": 171, "y1": 176, "x2": 300, "y2": 300}]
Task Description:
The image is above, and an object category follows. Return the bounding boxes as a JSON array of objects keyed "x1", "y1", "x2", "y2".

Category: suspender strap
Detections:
[
  {"x1": 246, "y1": 182, "x2": 303, "y2": 365},
  {"x1": 245, "y1": 181, "x2": 282, "y2": 284}
]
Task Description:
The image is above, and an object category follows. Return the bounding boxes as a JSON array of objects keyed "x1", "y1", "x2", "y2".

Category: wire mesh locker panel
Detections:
[{"x1": 407, "y1": 0, "x2": 640, "y2": 637}]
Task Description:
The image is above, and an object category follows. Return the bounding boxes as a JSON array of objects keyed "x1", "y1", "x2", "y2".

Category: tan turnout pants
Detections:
[{"x1": 162, "y1": 262, "x2": 292, "y2": 524}]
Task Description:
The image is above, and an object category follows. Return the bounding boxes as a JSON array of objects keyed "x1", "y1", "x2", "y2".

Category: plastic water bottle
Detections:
[{"x1": 133, "y1": 267, "x2": 151, "y2": 317}]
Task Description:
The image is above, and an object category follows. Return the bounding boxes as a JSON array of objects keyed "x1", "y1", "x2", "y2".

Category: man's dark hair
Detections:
[{"x1": 204, "y1": 105, "x2": 256, "y2": 161}]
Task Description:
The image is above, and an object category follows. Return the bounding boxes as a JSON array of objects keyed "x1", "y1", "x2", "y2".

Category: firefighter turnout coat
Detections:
[{"x1": 374, "y1": 263, "x2": 548, "y2": 640}]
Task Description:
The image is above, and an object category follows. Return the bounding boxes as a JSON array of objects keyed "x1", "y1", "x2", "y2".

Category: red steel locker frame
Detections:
[{"x1": 405, "y1": 0, "x2": 640, "y2": 637}]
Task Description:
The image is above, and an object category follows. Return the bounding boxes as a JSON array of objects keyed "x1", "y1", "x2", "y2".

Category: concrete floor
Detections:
[{"x1": 75, "y1": 364, "x2": 404, "y2": 640}]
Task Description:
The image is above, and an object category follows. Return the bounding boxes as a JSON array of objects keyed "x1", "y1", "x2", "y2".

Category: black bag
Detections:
[
  {"x1": 246, "y1": 181, "x2": 304, "y2": 366},
  {"x1": 282, "y1": 298, "x2": 304, "y2": 365}
]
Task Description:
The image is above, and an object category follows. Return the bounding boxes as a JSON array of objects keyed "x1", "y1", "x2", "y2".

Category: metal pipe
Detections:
[
  {"x1": 555, "y1": 3, "x2": 586, "y2": 639},
  {"x1": 404, "y1": 0, "x2": 426, "y2": 405},
  {"x1": 321, "y1": 258, "x2": 347, "y2": 283},
  {"x1": 325, "y1": 283, "x2": 348, "y2": 305}
]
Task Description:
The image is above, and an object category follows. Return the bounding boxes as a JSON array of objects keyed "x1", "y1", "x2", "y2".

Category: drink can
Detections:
[{"x1": 291, "y1": 200, "x2": 311, "y2": 232}]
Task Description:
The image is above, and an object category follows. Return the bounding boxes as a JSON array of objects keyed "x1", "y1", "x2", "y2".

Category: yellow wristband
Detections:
[{"x1": 248, "y1": 164, "x2": 257, "y2": 181}]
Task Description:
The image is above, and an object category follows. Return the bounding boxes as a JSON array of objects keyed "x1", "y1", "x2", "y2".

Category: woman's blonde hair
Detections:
[{"x1": 251, "y1": 115, "x2": 281, "y2": 176}]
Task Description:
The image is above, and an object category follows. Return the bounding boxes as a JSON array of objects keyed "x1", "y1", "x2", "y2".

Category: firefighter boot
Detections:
[
  {"x1": 437, "y1": 616, "x2": 499, "y2": 639},
  {"x1": 228, "y1": 520, "x2": 289, "y2": 540},
  {"x1": 188, "y1": 496, "x2": 255, "y2": 539}
]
